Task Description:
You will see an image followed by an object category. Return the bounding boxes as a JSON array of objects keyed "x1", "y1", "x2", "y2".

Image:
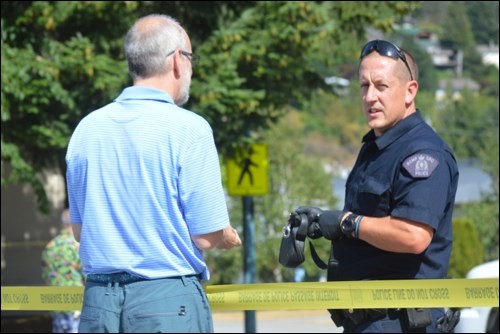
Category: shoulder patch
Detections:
[{"x1": 403, "y1": 153, "x2": 439, "y2": 178}]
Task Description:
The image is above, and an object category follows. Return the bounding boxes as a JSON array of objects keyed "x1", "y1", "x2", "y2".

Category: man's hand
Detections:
[
  {"x1": 295, "y1": 206, "x2": 347, "y2": 240},
  {"x1": 192, "y1": 225, "x2": 242, "y2": 250},
  {"x1": 217, "y1": 226, "x2": 242, "y2": 250}
]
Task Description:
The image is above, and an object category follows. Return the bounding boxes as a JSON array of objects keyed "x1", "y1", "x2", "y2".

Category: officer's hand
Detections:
[
  {"x1": 436, "y1": 309, "x2": 460, "y2": 333},
  {"x1": 317, "y1": 210, "x2": 346, "y2": 240},
  {"x1": 295, "y1": 206, "x2": 324, "y2": 239},
  {"x1": 295, "y1": 206, "x2": 323, "y2": 223},
  {"x1": 295, "y1": 207, "x2": 347, "y2": 240}
]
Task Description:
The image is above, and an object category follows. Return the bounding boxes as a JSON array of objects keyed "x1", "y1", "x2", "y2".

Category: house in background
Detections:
[
  {"x1": 413, "y1": 29, "x2": 499, "y2": 73},
  {"x1": 477, "y1": 43, "x2": 499, "y2": 69},
  {"x1": 435, "y1": 77, "x2": 480, "y2": 104}
]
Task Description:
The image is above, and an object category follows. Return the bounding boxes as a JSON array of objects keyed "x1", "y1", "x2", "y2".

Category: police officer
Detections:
[{"x1": 295, "y1": 40, "x2": 460, "y2": 333}]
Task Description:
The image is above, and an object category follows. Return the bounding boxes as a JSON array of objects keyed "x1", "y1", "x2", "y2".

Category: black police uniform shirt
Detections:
[{"x1": 330, "y1": 110, "x2": 459, "y2": 282}]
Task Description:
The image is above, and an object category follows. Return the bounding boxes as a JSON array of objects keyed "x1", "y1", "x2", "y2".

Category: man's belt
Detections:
[
  {"x1": 86, "y1": 272, "x2": 201, "y2": 285},
  {"x1": 87, "y1": 272, "x2": 146, "y2": 285}
]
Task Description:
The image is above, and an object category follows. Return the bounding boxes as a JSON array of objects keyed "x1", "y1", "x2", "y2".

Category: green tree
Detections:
[
  {"x1": 441, "y1": 2, "x2": 475, "y2": 51},
  {"x1": 460, "y1": 200, "x2": 499, "y2": 262},
  {"x1": 449, "y1": 218, "x2": 484, "y2": 278},
  {"x1": 255, "y1": 108, "x2": 337, "y2": 282},
  {"x1": 191, "y1": 1, "x2": 419, "y2": 157},
  {"x1": 1, "y1": 1, "x2": 134, "y2": 212},
  {"x1": 413, "y1": 1, "x2": 448, "y2": 28},
  {"x1": 416, "y1": 2, "x2": 499, "y2": 46},
  {"x1": 206, "y1": 108, "x2": 337, "y2": 284},
  {"x1": 465, "y1": 1, "x2": 499, "y2": 45},
  {"x1": 300, "y1": 87, "x2": 366, "y2": 164},
  {"x1": 440, "y1": 2, "x2": 487, "y2": 80},
  {"x1": 434, "y1": 91, "x2": 497, "y2": 159},
  {"x1": 1, "y1": 1, "x2": 417, "y2": 213},
  {"x1": 433, "y1": 90, "x2": 499, "y2": 263}
]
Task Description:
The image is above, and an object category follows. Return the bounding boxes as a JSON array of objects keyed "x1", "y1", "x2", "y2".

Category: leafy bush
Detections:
[{"x1": 448, "y1": 218, "x2": 484, "y2": 278}]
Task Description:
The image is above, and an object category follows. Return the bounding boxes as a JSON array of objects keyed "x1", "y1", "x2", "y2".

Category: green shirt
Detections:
[{"x1": 41, "y1": 228, "x2": 84, "y2": 287}]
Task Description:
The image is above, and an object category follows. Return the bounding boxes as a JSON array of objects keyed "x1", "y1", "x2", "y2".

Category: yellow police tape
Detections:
[{"x1": 1, "y1": 279, "x2": 498, "y2": 311}]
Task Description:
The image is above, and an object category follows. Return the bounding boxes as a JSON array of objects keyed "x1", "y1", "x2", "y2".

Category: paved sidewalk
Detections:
[{"x1": 213, "y1": 310, "x2": 343, "y2": 333}]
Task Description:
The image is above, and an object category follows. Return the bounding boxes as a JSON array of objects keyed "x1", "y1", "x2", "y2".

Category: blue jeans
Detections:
[{"x1": 79, "y1": 275, "x2": 213, "y2": 333}]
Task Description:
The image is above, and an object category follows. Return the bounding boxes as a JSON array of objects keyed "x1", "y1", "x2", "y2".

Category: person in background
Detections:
[
  {"x1": 65, "y1": 14, "x2": 241, "y2": 333},
  {"x1": 295, "y1": 40, "x2": 460, "y2": 333},
  {"x1": 41, "y1": 208, "x2": 84, "y2": 333}
]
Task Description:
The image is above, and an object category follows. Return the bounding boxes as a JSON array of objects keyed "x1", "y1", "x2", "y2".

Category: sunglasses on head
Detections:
[{"x1": 360, "y1": 40, "x2": 413, "y2": 81}]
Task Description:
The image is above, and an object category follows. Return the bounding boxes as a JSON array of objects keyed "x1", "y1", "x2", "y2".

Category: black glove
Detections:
[
  {"x1": 295, "y1": 206, "x2": 345, "y2": 240},
  {"x1": 436, "y1": 309, "x2": 460, "y2": 333},
  {"x1": 295, "y1": 206, "x2": 323, "y2": 239}
]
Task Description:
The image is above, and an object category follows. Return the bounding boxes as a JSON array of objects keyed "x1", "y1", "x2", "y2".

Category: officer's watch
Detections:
[{"x1": 340, "y1": 214, "x2": 358, "y2": 238}]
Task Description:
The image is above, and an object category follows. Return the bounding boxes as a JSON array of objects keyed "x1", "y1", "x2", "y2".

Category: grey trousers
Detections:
[{"x1": 79, "y1": 275, "x2": 213, "y2": 333}]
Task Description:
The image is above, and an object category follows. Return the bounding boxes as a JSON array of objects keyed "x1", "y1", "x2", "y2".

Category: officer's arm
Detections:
[{"x1": 357, "y1": 216, "x2": 433, "y2": 254}]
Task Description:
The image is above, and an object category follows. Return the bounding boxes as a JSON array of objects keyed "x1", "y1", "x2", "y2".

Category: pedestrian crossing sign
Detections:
[{"x1": 227, "y1": 144, "x2": 269, "y2": 196}]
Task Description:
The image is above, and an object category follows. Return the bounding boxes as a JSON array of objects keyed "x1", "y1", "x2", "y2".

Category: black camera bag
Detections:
[
  {"x1": 279, "y1": 213, "x2": 308, "y2": 268},
  {"x1": 279, "y1": 213, "x2": 328, "y2": 269}
]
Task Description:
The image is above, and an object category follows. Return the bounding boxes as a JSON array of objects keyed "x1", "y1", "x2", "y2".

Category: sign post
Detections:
[{"x1": 227, "y1": 144, "x2": 268, "y2": 333}]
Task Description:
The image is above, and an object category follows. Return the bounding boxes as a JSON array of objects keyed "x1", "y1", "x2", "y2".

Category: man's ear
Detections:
[
  {"x1": 405, "y1": 80, "x2": 418, "y2": 105},
  {"x1": 173, "y1": 50, "x2": 181, "y2": 79}
]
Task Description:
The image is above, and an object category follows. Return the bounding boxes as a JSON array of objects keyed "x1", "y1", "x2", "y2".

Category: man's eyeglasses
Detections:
[
  {"x1": 360, "y1": 40, "x2": 413, "y2": 81},
  {"x1": 166, "y1": 49, "x2": 200, "y2": 67}
]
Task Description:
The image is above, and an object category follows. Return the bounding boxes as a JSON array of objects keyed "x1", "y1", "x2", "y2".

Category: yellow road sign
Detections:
[{"x1": 227, "y1": 144, "x2": 268, "y2": 196}]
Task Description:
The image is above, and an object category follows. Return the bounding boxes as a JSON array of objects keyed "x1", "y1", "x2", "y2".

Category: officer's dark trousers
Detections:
[{"x1": 343, "y1": 308, "x2": 444, "y2": 333}]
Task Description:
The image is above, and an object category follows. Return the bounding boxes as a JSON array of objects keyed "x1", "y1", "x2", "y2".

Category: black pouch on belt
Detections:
[{"x1": 405, "y1": 308, "x2": 432, "y2": 329}]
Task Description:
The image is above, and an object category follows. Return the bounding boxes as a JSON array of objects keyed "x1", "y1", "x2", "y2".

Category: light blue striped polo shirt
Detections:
[{"x1": 66, "y1": 86, "x2": 230, "y2": 281}]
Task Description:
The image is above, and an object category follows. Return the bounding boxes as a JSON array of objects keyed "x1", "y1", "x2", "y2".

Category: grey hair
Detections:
[{"x1": 124, "y1": 14, "x2": 186, "y2": 81}]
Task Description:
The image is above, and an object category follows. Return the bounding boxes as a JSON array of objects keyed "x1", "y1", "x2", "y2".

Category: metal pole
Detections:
[{"x1": 243, "y1": 195, "x2": 256, "y2": 333}]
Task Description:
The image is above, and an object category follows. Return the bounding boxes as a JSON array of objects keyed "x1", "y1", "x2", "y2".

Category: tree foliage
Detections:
[
  {"x1": 2, "y1": 1, "x2": 498, "y2": 285},
  {"x1": 464, "y1": 1, "x2": 499, "y2": 45},
  {"x1": 449, "y1": 218, "x2": 484, "y2": 278},
  {"x1": 460, "y1": 199, "x2": 499, "y2": 263},
  {"x1": 441, "y1": 2, "x2": 475, "y2": 51},
  {"x1": 191, "y1": 1, "x2": 419, "y2": 157},
  {"x1": 433, "y1": 90, "x2": 499, "y2": 263},
  {"x1": 1, "y1": 1, "x2": 136, "y2": 212},
  {"x1": 434, "y1": 91, "x2": 498, "y2": 160},
  {"x1": 206, "y1": 108, "x2": 338, "y2": 284},
  {"x1": 1, "y1": 1, "x2": 417, "y2": 213}
]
